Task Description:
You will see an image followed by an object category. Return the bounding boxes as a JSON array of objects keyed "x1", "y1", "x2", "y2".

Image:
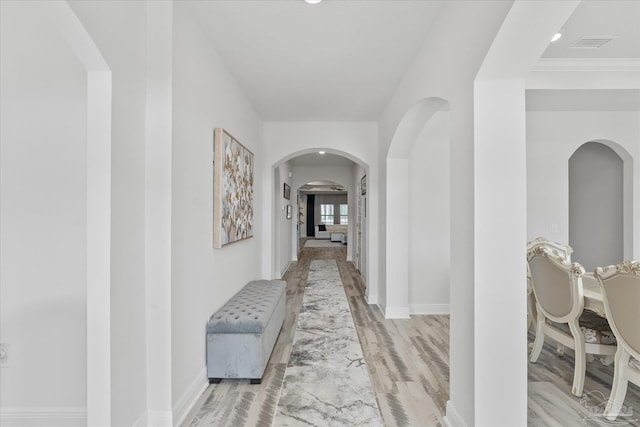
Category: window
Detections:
[
  {"x1": 320, "y1": 204, "x2": 334, "y2": 225},
  {"x1": 340, "y1": 204, "x2": 348, "y2": 224}
]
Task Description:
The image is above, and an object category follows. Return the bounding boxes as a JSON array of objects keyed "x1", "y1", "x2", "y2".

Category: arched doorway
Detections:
[
  {"x1": 385, "y1": 97, "x2": 451, "y2": 318},
  {"x1": 569, "y1": 141, "x2": 628, "y2": 270},
  {"x1": 271, "y1": 150, "x2": 369, "y2": 285}
]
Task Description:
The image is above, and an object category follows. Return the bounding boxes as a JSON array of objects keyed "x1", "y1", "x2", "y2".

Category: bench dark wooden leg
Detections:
[
  {"x1": 209, "y1": 378, "x2": 222, "y2": 384},
  {"x1": 250, "y1": 378, "x2": 262, "y2": 385}
]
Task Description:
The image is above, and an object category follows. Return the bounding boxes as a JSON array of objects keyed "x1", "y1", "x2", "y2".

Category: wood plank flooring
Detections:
[
  {"x1": 528, "y1": 331, "x2": 640, "y2": 426},
  {"x1": 181, "y1": 241, "x2": 449, "y2": 426},
  {"x1": 182, "y1": 239, "x2": 640, "y2": 426}
]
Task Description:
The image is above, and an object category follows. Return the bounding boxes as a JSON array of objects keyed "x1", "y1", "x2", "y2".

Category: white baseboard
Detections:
[
  {"x1": 384, "y1": 306, "x2": 410, "y2": 319},
  {"x1": 148, "y1": 411, "x2": 173, "y2": 426},
  {"x1": 410, "y1": 304, "x2": 450, "y2": 315},
  {"x1": 132, "y1": 410, "x2": 173, "y2": 427},
  {"x1": 364, "y1": 289, "x2": 376, "y2": 306},
  {"x1": 374, "y1": 304, "x2": 385, "y2": 316},
  {"x1": 0, "y1": 407, "x2": 86, "y2": 427},
  {"x1": 443, "y1": 400, "x2": 468, "y2": 427},
  {"x1": 132, "y1": 411, "x2": 147, "y2": 427},
  {"x1": 173, "y1": 368, "x2": 208, "y2": 426},
  {"x1": 281, "y1": 261, "x2": 294, "y2": 278}
]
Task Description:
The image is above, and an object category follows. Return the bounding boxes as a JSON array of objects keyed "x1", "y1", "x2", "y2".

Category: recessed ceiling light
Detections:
[
  {"x1": 305, "y1": 0, "x2": 322, "y2": 4},
  {"x1": 551, "y1": 32, "x2": 562, "y2": 42},
  {"x1": 318, "y1": 151, "x2": 326, "y2": 155}
]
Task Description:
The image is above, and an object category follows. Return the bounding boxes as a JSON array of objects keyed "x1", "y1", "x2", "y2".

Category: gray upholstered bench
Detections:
[{"x1": 206, "y1": 279, "x2": 286, "y2": 384}]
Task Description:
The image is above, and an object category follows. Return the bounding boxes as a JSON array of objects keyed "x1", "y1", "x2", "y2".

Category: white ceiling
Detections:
[
  {"x1": 541, "y1": 0, "x2": 640, "y2": 59},
  {"x1": 187, "y1": 0, "x2": 639, "y2": 122},
  {"x1": 189, "y1": 0, "x2": 444, "y2": 121}
]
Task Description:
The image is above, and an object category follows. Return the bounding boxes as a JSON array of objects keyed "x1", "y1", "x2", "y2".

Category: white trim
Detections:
[
  {"x1": 364, "y1": 294, "x2": 382, "y2": 311},
  {"x1": 131, "y1": 411, "x2": 173, "y2": 427},
  {"x1": 281, "y1": 260, "x2": 294, "y2": 278},
  {"x1": 443, "y1": 400, "x2": 468, "y2": 427},
  {"x1": 374, "y1": 303, "x2": 385, "y2": 316},
  {"x1": 132, "y1": 411, "x2": 148, "y2": 427},
  {"x1": 173, "y1": 368, "x2": 209, "y2": 427},
  {"x1": 527, "y1": 58, "x2": 640, "y2": 90},
  {"x1": 0, "y1": 407, "x2": 86, "y2": 427},
  {"x1": 148, "y1": 411, "x2": 173, "y2": 426},
  {"x1": 384, "y1": 306, "x2": 410, "y2": 319},
  {"x1": 533, "y1": 58, "x2": 640, "y2": 73},
  {"x1": 410, "y1": 304, "x2": 450, "y2": 315}
]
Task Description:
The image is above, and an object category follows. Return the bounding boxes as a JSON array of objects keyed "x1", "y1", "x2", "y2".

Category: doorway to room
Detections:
[{"x1": 271, "y1": 150, "x2": 369, "y2": 287}]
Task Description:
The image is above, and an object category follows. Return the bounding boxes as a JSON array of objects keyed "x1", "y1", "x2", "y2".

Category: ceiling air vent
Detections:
[{"x1": 570, "y1": 36, "x2": 617, "y2": 49}]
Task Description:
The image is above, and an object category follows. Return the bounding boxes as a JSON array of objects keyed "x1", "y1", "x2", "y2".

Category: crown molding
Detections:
[
  {"x1": 527, "y1": 58, "x2": 640, "y2": 90},
  {"x1": 533, "y1": 58, "x2": 640, "y2": 73}
]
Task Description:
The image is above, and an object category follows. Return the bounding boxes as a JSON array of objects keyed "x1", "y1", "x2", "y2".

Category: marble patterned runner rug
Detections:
[{"x1": 273, "y1": 259, "x2": 383, "y2": 426}]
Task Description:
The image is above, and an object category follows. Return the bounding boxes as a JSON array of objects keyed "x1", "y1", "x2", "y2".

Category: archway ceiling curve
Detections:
[
  {"x1": 274, "y1": 148, "x2": 368, "y2": 171},
  {"x1": 387, "y1": 97, "x2": 449, "y2": 159}
]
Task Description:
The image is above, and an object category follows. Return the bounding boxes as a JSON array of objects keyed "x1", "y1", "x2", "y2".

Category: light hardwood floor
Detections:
[
  {"x1": 182, "y1": 241, "x2": 449, "y2": 426},
  {"x1": 182, "y1": 239, "x2": 640, "y2": 426},
  {"x1": 528, "y1": 331, "x2": 640, "y2": 426}
]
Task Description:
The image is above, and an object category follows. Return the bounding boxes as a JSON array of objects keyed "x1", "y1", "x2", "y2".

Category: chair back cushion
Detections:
[
  {"x1": 597, "y1": 262, "x2": 640, "y2": 357},
  {"x1": 529, "y1": 255, "x2": 574, "y2": 318}
]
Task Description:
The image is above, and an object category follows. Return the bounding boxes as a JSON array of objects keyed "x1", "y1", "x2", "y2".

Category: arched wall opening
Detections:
[
  {"x1": 270, "y1": 149, "x2": 369, "y2": 286},
  {"x1": 569, "y1": 140, "x2": 633, "y2": 270},
  {"x1": 385, "y1": 97, "x2": 451, "y2": 319}
]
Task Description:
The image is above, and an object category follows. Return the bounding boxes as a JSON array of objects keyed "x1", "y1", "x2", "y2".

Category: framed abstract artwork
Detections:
[
  {"x1": 361, "y1": 174, "x2": 367, "y2": 196},
  {"x1": 283, "y1": 182, "x2": 291, "y2": 200},
  {"x1": 213, "y1": 128, "x2": 254, "y2": 248}
]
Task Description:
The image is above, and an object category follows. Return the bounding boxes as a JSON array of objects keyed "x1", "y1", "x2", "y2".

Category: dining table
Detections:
[{"x1": 582, "y1": 272, "x2": 606, "y2": 318}]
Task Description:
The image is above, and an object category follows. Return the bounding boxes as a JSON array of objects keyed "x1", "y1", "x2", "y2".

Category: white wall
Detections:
[
  {"x1": 262, "y1": 122, "x2": 378, "y2": 303},
  {"x1": 377, "y1": 2, "x2": 512, "y2": 424},
  {"x1": 171, "y1": 3, "x2": 264, "y2": 423},
  {"x1": 1, "y1": 0, "x2": 88, "y2": 415},
  {"x1": 527, "y1": 110, "x2": 640, "y2": 261},
  {"x1": 408, "y1": 110, "x2": 450, "y2": 314},
  {"x1": 67, "y1": 2, "x2": 151, "y2": 424},
  {"x1": 275, "y1": 162, "x2": 293, "y2": 276},
  {"x1": 351, "y1": 164, "x2": 367, "y2": 274}
]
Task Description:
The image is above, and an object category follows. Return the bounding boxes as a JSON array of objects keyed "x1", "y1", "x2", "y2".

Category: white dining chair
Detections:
[
  {"x1": 526, "y1": 238, "x2": 573, "y2": 332},
  {"x1": 528, "y1": 246, "x2": 617, "y2": 397},
  {"x1": 595, "y1": 261, "x2": 640, "y2": 420}
]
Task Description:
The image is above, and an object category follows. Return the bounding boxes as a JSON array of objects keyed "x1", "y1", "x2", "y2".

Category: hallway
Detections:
[{"x1": 182, "y1": 241, "x2": 450, "y2": 426}]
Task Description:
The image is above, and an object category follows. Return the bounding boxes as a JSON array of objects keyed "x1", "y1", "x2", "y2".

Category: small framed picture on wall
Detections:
[
  {"x1": 361, "y1": 175, "x2": 367, "y2": 196},
  {"x1": 283, "y1": 183, "x2": 291, "y2": 200}
]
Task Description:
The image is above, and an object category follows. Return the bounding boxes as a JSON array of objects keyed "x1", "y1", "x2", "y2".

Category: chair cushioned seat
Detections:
[{"x1": 549, "y1": 310, "x2": 617, "y2": 345}]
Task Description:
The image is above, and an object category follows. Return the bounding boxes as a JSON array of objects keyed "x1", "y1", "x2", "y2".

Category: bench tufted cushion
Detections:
[{"x1": 207, "y1": 280, "x2": 286, "y2": 334}]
